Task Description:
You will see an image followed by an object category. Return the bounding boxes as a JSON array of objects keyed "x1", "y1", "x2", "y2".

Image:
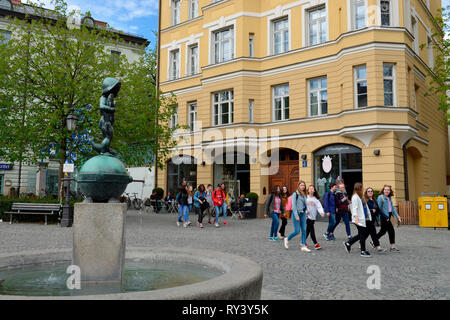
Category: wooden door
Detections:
[{"x1": 269, "y1": 163, "x2": 299, "y2": 194}]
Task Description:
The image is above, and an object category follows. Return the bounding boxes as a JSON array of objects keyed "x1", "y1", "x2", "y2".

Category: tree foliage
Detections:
[{"x1": 0, "y1": 0, "x2": 178, "y2": 197}]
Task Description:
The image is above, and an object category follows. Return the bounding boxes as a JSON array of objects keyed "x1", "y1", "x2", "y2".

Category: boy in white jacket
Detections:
[
  {"x1": 305, "y1": 186, "x2": 325, "y2": 250},
  {"x1": 343, "y1": 183, "x2": 372, "y2": 257}
]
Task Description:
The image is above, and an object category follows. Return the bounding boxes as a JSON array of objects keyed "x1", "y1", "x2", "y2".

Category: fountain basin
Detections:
[{"x1": 0, "y1": 247, "x2": 263, "y2": 300}]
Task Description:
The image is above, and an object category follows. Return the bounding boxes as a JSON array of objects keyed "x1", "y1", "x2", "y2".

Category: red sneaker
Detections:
[
  {"x1": 223, "y1": 221, "x2": 229, "y2": 225},
  {"x1": 315, "y1": 243, "x2": 322, "y2": 250}
]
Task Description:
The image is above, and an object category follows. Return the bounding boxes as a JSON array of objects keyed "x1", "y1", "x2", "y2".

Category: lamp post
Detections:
[{"x1": 61, "y1": 109, "x2": 78, "y2": 227}]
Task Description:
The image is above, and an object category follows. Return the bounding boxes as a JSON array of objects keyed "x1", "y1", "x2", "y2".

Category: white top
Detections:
[
  {"x1": 350, "y1": 194, "x2": 372, "y2": 227},
  {"x1": 306, "y1": 195, "x2": 325, "y2": 220}
]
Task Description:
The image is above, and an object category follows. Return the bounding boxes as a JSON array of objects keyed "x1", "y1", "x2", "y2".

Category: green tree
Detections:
[
  {"x1": 0, "y1": 0, "x2": 178, "y2": 198},
  {"x1": 421, "y1": 5, "x2": 449, "y2": 125}
]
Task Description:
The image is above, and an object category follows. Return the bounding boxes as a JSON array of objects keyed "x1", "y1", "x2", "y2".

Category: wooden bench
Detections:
[{"x1": 5, "y1": 203, "x2": 61, "y2": 225}]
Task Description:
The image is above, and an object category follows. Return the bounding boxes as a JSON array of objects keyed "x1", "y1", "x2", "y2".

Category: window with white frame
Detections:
[
  {"x1": 249, "y1": 33, "x2": 254, "y2": 57},
  {"x1": 272, "y1": 17, "x2": 289, "y2": 54},
  {"x1": 171, "y1": 0, "x2": 181, "y2": 26},
  {"x1": 188, "y1": 102, "x2": 197, "y2": 132},
  {"x1": 189, "y1": 0, "x2": 199, "y2": 19},
  {"x1": 249, "y1": 99, "x2": 254, "y2": 123},
  {"x1": 354, "y1": 65, "x2": 368, "y2": 108},
  {"x1": 273, "y1": 84, "x2": 290, "y2": 121},
  {"x1": 380, "y1": 0, "x2": 391, "y2": 26},
  {"x1": 427, "y1": 37, "x2": 434, "y2": 69},
  {"x1": 188, "y1": 44, "x2": 199, "y2": 75},
  {"x1": 213, "y1": 90, "x2": 234, "y2": 125},
  {"x1": 0, "y1": 30, "x2": 11, "y2": 44},
  {"x1": 309, "y1": 77, "x2": 328, "y2": 116},
  {"x1": 413, "y1": 85, "x2": 419, "y2": 114},
  {"x1": 170, "y1": 105, "x2": 178, "y2": 128},
  {"x1": 308, "y1": 6, "x2": 327, "y2": 46},
  {"x1": 169, "y1": 49, "x2": 180, "y2": 80},
  {"x1": 351, "y1": 0, "x2": 366, "y2": 30},
  {"x1": 213, "y1": 27, "x2": 234, "y2": 64},
  {"x1": 411, "y1": 16, "x2": 419, "y2": 53},
  {"x1": 383, "y1": 63, "x2": 395, "y2": 106}
]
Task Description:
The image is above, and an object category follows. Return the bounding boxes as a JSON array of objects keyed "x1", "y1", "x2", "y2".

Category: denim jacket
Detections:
[
  {"x1": 291, "y1": 191, "x2": 307, "y2": 219},
  {"x1": 193, "y1": 190, "x2": 206, "y2": 208},
  {"x1": 376, "y1": 195, "x2": 399, "y2": 219}
]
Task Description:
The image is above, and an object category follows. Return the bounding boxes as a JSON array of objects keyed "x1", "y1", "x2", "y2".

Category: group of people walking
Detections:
[
  {"x1": 175, "y1": 181, "x2": 236, "y2": 229},
  {"x1": 264, "y1": 181, "x2": 402, "y2": 257}
]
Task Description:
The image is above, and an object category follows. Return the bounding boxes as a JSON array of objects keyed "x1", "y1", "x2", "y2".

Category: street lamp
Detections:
[{"x1": 61, "y1": 108, "x2": 78, "y2": 227}]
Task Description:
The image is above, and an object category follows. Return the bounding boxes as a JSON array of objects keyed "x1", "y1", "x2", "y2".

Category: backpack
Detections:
[{"x1": 285, "y1": 194, "x2": 293, "y2": 212}]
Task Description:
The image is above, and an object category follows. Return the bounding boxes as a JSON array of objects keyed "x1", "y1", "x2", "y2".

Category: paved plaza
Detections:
[{"x1": 0, "y1": 211, "x2": 449, "y2": 300}]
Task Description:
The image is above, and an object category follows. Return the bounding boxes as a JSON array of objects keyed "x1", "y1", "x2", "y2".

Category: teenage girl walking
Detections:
[
  {"x1": 193, "y1": 184, "x2": 207, "y2": 228},
  {"x1": 343, "y1": 183, "x2": 372, "y2": 257},
  {"x1": 264, "y1": 185, "x2": 284, "y2": 242},
  {"x1": 305, "y1": 185, "x2": 325, "y2": 250},
  {"x1": 176, "y1": 185, "x2": 190, "y2": 228},
  {"x1": 212, "y1": 184, "x2": 226, "y2": 228},
  {"x1": 284, "y1": 181, "x2": 310, "y2": 252},
  {"x1": 365, "y1": 187, "x2": 387, "y2": 253},
  {"x1": 376, "y1": 185, "x2": 402, "y2": 252},
  {"x1": 278, "y1": 186, "x2": 290, "y2": 239}
]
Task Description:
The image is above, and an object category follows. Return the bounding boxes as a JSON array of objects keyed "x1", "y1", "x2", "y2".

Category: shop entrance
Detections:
[
  {"x1": 269, "y1": 149, "x2": 299, "y2": 194},
  {"x1": 314, "y1": 144, "x2": 362, "y2": 197}
]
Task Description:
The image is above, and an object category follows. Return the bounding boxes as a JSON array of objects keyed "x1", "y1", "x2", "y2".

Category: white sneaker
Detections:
[
  {"x1": 187, "y1": 221, "x2": 192, "y2": 226},
  {"x1": 183, "y1": 222, "x2": 187, "y2": 228},
  {"x1": 301, "y1": 246, "x2": 311, "y2": 253},
  {"x1": 278, "y1": 233, "x2": 284, "y2": 239},
  {"x1": 284, "y1": 238, "x2": 289, "y2": 249},
  {"x1": 215, "y1": 223, "x2": 220, "y2": 228},
  {"x1": 176, "y1": 221, "x2": 180, "y2": 227}
]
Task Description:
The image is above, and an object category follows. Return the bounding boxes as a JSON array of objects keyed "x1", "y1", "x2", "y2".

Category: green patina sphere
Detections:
[{"x1": 77, "y1": 155, "x2": 133, "y2": 202}]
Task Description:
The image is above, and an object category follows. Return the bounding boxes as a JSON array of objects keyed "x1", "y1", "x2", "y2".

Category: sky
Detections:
[
  {"x1": 25, "y1": 0, "x2": 450, "y2": 48},
  {"x1": 25, "y1": 0, "x2": 159, "y2": 46}
]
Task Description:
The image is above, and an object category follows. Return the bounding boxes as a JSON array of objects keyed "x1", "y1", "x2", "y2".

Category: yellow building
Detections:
[{"x1": 157, "y1": 0, "x2": 449, "y2": 209}]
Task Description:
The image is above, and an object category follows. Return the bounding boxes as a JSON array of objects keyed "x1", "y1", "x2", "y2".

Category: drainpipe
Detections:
[
  {"x1": 403, "y1": 139, "x2": 412, "y2": 201},
  {"x1": 154, "y1": 0, "x2": 162, "y2": 189}
]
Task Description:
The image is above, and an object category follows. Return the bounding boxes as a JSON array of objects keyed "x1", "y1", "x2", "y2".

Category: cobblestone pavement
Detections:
[{"x1": 0, "y1": 211, "x2": 449, "y2": 300}]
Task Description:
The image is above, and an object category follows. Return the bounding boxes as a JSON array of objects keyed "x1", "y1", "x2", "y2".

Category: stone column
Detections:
[
  {"x1": 35, "y1": 162, "x2": 47, "y2": 196},
  {"x1": 73, "y1": 203, "x2": 127, "y2": 283}
]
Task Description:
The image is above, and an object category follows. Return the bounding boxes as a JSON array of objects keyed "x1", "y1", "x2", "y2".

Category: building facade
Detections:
[
  {"x1": 0, "y1": 0, "x2": 149, "y2": 197},
  {"x1": 158, "y1": 0, "x2": 449, "y2": 207}
]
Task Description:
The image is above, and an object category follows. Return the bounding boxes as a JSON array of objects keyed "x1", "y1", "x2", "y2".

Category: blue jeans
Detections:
[
  {"x1": 326, "y1": 212, "x2": 336, "y2": 234},
  {"x1": 270, "y1": 212, "x2": 280, "y2": 238},
  {"x1": 331, "y1": 212, "x2": 351, "y2": 236},
  {"x1": 287, "y1": 212, "x2": 307, "y2": 245},
  {"x1": 214, "y1": 205, "x2": 226, "y2": 223},
  {"x1": 178, "y1": 205, "x2": 189, "y2": 223}
]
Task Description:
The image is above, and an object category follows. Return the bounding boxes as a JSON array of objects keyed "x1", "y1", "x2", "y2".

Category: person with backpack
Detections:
[
  {"x1": 176, "y1": 185, "x2": 190, "y2": 228},
  {"x1": 278, "y1": 186, "x2": 290, "y2": 239},
  {"x1": 329, "y1": 182, "x2": 352, "y2": 241},
  {"x1": 343, "y1": 183, "x2": 372, "y2": 257},
  {"x1": 264, "y1": 185, "x2": 284, "y2": 242},
  {"x1": 193, "y1": 184, "x2": 208, "y2": 229},
  {"x1": 221, "y1": 183, "x2": 231, "y2": 225},
  {"x1": 375, "y1": 185, "x2": 402, "y2": 252},
  {"x1": 322, "y1": 182, "x2": 338, "y2": 241},
  {"x1": 365, "y1": 187, "x2": 387, "y2": 253},
  {"x1": 305, "y1": 185, "x2": 325, "y2": 250},
  {"x1": 284, "y1": 181, "x2": 310, "y2": 252},
  {"x1": 212, "y1": 183, "x2": 226, "y2": 228}
]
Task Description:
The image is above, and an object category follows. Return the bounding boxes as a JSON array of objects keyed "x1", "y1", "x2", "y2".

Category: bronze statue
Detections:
[{"x1": 92, "y1": 77, "x2": 121, "y2": 156}]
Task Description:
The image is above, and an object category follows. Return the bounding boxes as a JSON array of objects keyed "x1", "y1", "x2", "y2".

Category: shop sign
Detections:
[{"x1": 0, "y1": 164, "x2": 13, "y2": 170}]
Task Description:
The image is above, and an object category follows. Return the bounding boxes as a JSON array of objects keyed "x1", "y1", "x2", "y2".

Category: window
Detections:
[
  {"x1": 188, "y1": 44, "x2": 199, "y2": 75},
  {"x1": 413, "y1": 85, "x2": 419, "y2": 114},
  {"x1": 188, "y1": 102, "x2": 197, "y2": 132},
  {"x1": 171, "y1": 0, "x2": 180, "y2": 26},
  {"x1": 411, "y1": 16, "x2": 418, "y2": 53},
  {"x1": 249, "y1": 99, "x2": 254, "y2": 123},
  {"x1": 272, "y1": 17, "x2": 289, "y2": 54},
  {"x1": 308, "y1": 6, "x2": 327, "y2": 45},
  {"x1": 351, "y1": 0, "x2": 366, "y2": 30},
  {"x1": 354, "y1": 65, "x2": 367, "y2": 108},
  {"x1": 213, "y1": 27, "x2": 234, "y2": 64},
  {"x1": 249, "y1": 33, "x2": 254, "y2": 57},
  {"x1": 169, "y1": 49, "x2": 180, "y2": 80},
  {"x1": 273, "y1": 84, "x2": 290, "y2": 121},
  {"x1": 380, "y1": 0, "x2": 391, "y2": 26},
  {"x1": 0, "y1": 30, "x2": 11, "y2": 44},
  {"x1": 213, "y1": 90, "x2": 234, "y2": 125},
  {"x1": 111, "y1": 50, "x2": 121, "y2": 63},
  {"x1": 170, "y1": 105, "x2": 178, "y2": 129},
  {"x1": 309, "y1": 77, "x2": 328, "y2": 116},
  {"x1": 428, "y1": 37, "x2": 434, "y2": 69},
  {"x1": 189, "y1": 0, "x2": 199, "y2": 19},
  {"x1": 383, "y1": 63, "x2": 396, "y2": 107}
]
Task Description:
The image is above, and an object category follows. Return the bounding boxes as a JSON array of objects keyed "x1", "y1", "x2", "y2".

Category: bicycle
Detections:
[{"x1": 124, "y1": 192, "x2": 143, "y2": 210}]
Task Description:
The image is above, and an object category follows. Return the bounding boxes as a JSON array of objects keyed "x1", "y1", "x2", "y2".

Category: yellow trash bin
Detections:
[{"x1": 418, "y1": 197, "x2": 448, "y2": 228}]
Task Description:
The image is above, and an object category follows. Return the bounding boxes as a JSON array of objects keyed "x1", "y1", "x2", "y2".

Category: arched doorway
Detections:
[
  {"x1": 314, "y1": 144, "x2": 362, "y2": 197},
  {"x1": 213, "y1": 152, "x2": 250, "y2": 201},
  {"x1": 406, "y1": 147, "x2": 423, "y2": 201},
  {"x1": 268, "y1": 149, "x2": 299, "y2": 194},
  {"x1": 166, "y1": 155, "x2": 197, "y2": 194}
]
